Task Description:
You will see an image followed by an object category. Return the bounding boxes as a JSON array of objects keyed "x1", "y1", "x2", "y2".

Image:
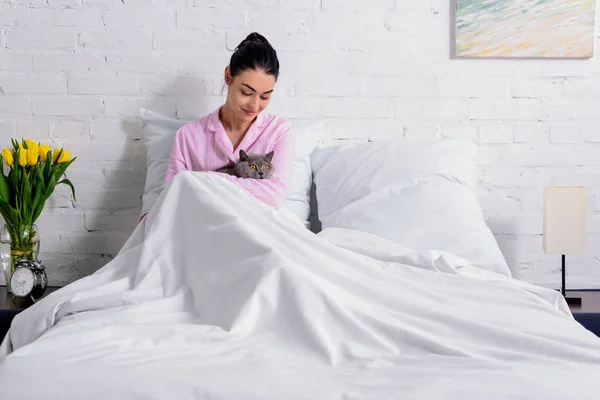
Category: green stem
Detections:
[{"x1": 6, "y1": 224, "x2": 37, "y2": 276}]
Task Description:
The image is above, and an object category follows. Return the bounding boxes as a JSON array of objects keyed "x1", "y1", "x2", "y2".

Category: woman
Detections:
[{"x1": 163, "y1": 32, "x2": 294, "y2": 209}]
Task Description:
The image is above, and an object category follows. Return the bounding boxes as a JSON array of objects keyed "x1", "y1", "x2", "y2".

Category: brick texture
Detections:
[{"x1": 0, "y1": 0, "x2": 598, "y2": 289}]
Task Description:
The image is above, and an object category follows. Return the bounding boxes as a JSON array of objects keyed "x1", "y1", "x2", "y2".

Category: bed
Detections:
[{"x1": 1, "y1": 116, "x2": 599, "y2": 399}]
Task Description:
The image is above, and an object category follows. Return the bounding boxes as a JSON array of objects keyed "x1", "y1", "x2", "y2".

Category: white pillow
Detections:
[
  {"x1": 139, "y1": 109, "x2": 322, "y2": 226},
  {"x1": 283, "y1": 120, "x2": 331, "y2": 224},
  {"x1": 310, "y1": 138, "x2": 511, "y2": 277},
  {"x1": 139, "y1": 109, "x2": 190, "y2": 218}
]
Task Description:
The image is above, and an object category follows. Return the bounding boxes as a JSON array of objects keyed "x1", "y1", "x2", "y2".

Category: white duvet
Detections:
[{"x1": 1, "y1": 172, "x2": 600, "y2": 400}]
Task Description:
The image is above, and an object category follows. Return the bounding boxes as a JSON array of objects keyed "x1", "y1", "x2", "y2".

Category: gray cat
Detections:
[{"x1": 217, "y1": 149, "x2": 275, "y2": 179}]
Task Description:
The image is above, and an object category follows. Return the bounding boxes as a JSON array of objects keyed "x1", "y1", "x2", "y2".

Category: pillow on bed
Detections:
[
  {"x1": 139, "y1": 109, "x2": 321, "y2": 226},
  {"x1": 139, "y1": 109, "x2": 189, "y2": 220},
  {"x1": 310, "y1": 138, "x2": 511, "y2": 277}
]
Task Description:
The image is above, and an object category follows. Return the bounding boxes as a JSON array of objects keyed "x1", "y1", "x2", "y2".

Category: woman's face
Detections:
[{"x1": 225, "y1": 67, "x2": 276, "y2": 122}]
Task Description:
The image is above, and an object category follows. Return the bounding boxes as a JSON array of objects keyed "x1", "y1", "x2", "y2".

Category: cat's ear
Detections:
[
  {"x1": 239, "y1": 149, "x2": 248, "y2": 161},
  {"x1": 265, "y1": 151, "x2": 274, "y2": 162}
]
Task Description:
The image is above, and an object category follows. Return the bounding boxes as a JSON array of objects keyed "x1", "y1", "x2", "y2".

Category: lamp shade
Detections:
[{"x1": 543, "y1": 186, "x2": 587, "y2": 255}]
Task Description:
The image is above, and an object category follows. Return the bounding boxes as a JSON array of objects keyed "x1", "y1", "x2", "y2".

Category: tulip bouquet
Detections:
[{"x1": 0, "y1": 139, "x2": 76, "y2": 286}]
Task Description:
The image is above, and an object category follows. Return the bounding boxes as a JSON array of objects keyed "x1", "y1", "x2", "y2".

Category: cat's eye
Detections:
[
  {"x1": 250, "y1": 165, "x2": 257, "y2": 170},
  {"x1": 263, "y1": 166, "x2": 269, "y2": 170}
]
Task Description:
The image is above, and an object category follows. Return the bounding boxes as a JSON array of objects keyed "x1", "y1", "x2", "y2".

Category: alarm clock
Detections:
[{"x1": 9, "y1": 258, "x2": 48, "y2": 301}]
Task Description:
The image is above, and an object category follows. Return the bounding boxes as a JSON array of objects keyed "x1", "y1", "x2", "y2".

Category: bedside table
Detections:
[
  {"x1": 568, "y1": 290, "x2": 600, "y2": 337},
  {"x1": 0, "y1": 285, "x2": 61, "y2": 343}
]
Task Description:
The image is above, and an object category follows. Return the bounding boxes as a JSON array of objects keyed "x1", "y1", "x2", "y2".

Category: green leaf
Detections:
[
  {"x1": 35, "y1": 166, "x2": 45, "y2": 193},
  {"x1": 54, "y1": 157, "x2": 76, "y2": 180},
  {"x1": 43, "y1": 150, "x2": 52, "y2": 181},
  {"x1": 0, "y1": 172, "x2": 10, "y2": 204},
  {"x1": 0, "y1": 198, "x2": 18, "y2": 228},
  {"x1": 32, "y1": 200, "x2": 46, "y2": 224},
  {"x1": 44, "y1": 173, "x2": 57, "y2": 200},
  {"x1": 4, "y1": 168, "x2": 14, "y2": 208},
  {"x1": 0, "y1": 155, "x2": 7, "y2": 203},
  {"x1": 11, "y1": 165, "x2": 19, "y2": 209},
  {"x1": 57, "y1": 178, "x2": 76, "y2": 202},
  {"x1": 22, "y1": 171, "x2": 32, "y2": 222},
  {"x1": 31, "y1": 177, "x2": 44, "y2": 218}
]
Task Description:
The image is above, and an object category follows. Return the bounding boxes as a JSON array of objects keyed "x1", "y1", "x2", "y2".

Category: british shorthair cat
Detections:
[{"x1": 217, "y1": 149, "x2": 275, "y2": 179}]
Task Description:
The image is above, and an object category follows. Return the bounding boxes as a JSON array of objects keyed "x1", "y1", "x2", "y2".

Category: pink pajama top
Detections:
[{"x1": 163, "y1": 107, "x2": 294, "y2": 208}]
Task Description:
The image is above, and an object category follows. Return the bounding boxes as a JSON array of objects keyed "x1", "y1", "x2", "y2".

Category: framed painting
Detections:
[{"x1": 455, "y1": 0, "x2": 596, "y2": 58}]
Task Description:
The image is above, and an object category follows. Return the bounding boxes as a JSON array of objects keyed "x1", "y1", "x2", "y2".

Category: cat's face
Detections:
[{"x1": 235, "y1": 150, "x2": 275, "y2": 179}]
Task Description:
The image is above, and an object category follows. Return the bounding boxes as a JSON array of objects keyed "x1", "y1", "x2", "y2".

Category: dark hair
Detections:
[{"x1": 229, "y1": 32, "x2": 280, "y2": 80}]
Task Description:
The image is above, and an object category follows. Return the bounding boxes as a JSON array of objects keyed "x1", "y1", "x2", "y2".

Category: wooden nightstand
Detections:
[
  {"x1": 0, "y1": 285, "x2": 61, "y2": 343},
  {"x1": 568, "y1": 290, "x2": 600, "y2": 337}
]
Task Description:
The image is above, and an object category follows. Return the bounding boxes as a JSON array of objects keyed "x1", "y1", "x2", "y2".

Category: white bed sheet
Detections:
[{"x1": 1, "y1": 172, "x2": 599, "y2": 400}]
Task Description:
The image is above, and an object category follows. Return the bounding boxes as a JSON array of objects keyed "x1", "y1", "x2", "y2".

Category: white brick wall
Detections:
[{"x1": 0, "y1": 0, "x2": 599, "y2": 289}]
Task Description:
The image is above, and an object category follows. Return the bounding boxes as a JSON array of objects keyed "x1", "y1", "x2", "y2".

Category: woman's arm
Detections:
[
  {"x1": 216, "y1": 125, "x2": 294, "y2": 208},
  {"x1": 163, "y1": 125, "x2": 190, "y2": 186}
]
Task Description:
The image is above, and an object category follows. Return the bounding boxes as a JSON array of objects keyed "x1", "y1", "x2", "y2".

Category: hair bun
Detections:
[
  {"x1": 238, "y1": 32, "x2": 270, "y2": 49},
  {"x1": 229, "y1": 32, "x2": 280, "y2": 80}
]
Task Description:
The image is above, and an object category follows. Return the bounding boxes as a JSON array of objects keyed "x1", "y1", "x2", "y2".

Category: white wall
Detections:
[{"x1": 0, "y1": 0, "x2": 599, "y2": 288}]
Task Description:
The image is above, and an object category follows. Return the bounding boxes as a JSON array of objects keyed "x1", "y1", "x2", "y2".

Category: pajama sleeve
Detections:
[{"x1": 163, "y1": 126, "x2": 190, "y2": 187}]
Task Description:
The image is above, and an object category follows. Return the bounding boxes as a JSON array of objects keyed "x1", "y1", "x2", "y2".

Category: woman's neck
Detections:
[{"x1": 219, "y1": 104, "x2": 253, "y2": 135}]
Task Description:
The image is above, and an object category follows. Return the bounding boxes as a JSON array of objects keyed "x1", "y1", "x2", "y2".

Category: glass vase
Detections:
[{"x1": 1, "y1": 224, "x2": 40, "y2": 293}]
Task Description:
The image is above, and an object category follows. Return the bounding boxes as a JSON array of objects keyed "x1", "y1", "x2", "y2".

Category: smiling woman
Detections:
[
  {"x1": 151, "y1": 32, "x2": 294, "y2": 217},
  {"x1": 220, "y1": 33, "x2": 279, "y2": 149}
]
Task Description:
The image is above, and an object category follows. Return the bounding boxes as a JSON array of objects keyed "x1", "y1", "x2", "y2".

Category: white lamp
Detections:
[{"x1": 543, "y1": 186, "x2": 587, "y2": 305}]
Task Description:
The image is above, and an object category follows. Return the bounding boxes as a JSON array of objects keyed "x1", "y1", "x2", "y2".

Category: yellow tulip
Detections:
[
  {"x1": 27, "y1": 145, "x2": 39, "y2": 166},
  {"x1": 2, "y1": 149, "x2": 13, "y2": 166},
  {"x1": 18, "y1": 150, "x2": 27, "y2": 167},
  {"x1": 39, "y1": 144, "x2": 51, "y2": 163},
  {"x1": 25, "y1": 139, "x2": 35, "y2": 149},
  {"x1": 52, "y1": 148, "x2": 61, "y2": 164},
  {"x1": 57, "y1": 150, "x2": 71, "y2": 164}
]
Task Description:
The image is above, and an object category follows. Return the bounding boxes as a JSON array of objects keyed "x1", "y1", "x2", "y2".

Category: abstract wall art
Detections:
[{"x1": 455, "y1": 0, "x2": 596, "y2": 58}]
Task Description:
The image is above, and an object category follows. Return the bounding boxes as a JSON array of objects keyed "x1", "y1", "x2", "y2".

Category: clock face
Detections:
[{"x1": 10, "y1": 267, "x2": 34, "y2": 297}]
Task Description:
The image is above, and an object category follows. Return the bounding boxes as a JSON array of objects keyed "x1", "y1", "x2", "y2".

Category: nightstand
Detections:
[
  {"x1": 568, "y1": 290, "x2": 600, "y2": 337},
  {"x1": 0, "y1": 285, "x2": 61, "y2": 343}
]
